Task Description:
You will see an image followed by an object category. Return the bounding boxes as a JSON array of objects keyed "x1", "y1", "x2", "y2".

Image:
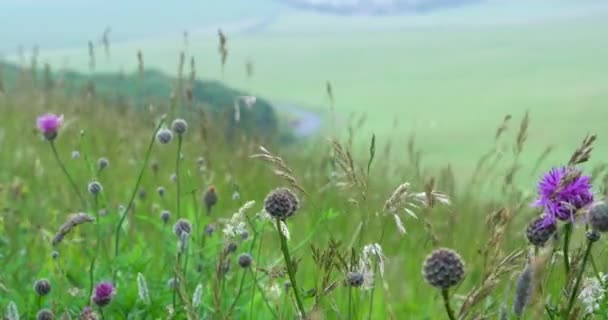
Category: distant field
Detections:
[{"x1": 13, "y1": 0, "x2": 608, "y2": 176}]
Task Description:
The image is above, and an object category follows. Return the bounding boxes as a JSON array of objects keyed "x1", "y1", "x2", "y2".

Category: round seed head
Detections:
[
  {"x1": 204, "y1": 186, "x2": 218, "y2": 212},
  {"x1": 225, "y1": 241, "x2": 238, "y2": 254},
  {"x1": 151, "y1": 160, "x2": 160, "y2": 173},
  {"x1": 157, "y1": 186, "x2": 165, "y2": 197},
  {"x1": 170, "y1": 173, "x2": 178, "y2": 183},
  {"x1": 586, "y1": 230, "x2": 601, "y2": 242},
  {"x1": 87, "y1": 181, "x2": 103, "y2": 196},
  {"x1": 171, "y1": 118, "x2": 188, "y2": 135},
  {"x1": 525, "y1": 217, "x2": 557, "y2": 247},
  {"x1": 589, "y1": 201, "x2": 608, "y2": 233},
  {"x1": 36, "y1": 309, "x2": 54, "y2": 320},
  {"x1": 240, "y1": 231, "x2": 249, "y2": 240},
  {"x1": 173, "y1": 219, "x2": 192, "y2": 238},
  {"x1": 138, "y1": 188, "x2": 147, "y2": 200},
  {"x1": 97, "y1": 157, "x2": 109, "y2": 171},
  {"x1": 34, "y1": 279, "x2": 52, "y2": 296},
  {"x1": 156, "y1": 128, "x2": 173, "y2": 144},
  {"x1": 346, "y1": 271, "x2": 364, "y2": 287},
  {"x1": 51, "y1": 251, "x2": 59, "y2": 260},
  {"x1": 422, "y1": 248, "x2": 465, "y2": 290},
  {"x1": 204, "y1": 223, "x2": 216, "y2": 236},
  {"x1": 238, "y1": 253, "x2": 253, "y2": 268},
  {"x1": 196, "y1": 156, "x2": 206, "y2": 166},
  {"x1": 161, "y1": 210, "x2": 171, "y2": 224},
  {"x1": 264, "y1": 188, "x2": 299, "y2": 220},
  {"x1": 71, "y1": 150, "x2": 80, "y2": 159}
]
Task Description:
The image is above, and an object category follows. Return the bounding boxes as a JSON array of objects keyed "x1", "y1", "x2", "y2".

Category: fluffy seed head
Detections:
[
  {"x1": 422, "y1": 248, "x2": 465, "y2": 290},
  {"x1": 171, "y1": 118, "x2": 188, "y2": 135},
  {"x1": 526, "y1": 217, "x2": 557, "y2": 247},
  {"x1": 589, "y1": 201, "x2": 608, "y2": 233},
  {"x1": 238, "y1": 253, "x2": 253, "y2": 268},
  {"x1": 97, "y1": 158, "x2": 109, "y2": 171},
  {"x1": 347, "y1": 272, "x2": 365, "y2": 287},
  {"x1": 173, "y1": 219, "x2": 192, "y2": 238},
  {"x1": 34, "y1": 279, "x2": 52, "y2": 296},
  {"x1": 156, "y1": 128, "x2": 173, "y2": 144},
  {"x1": 92, "y1": 282, "x2": 115, "y2": 307},
  {"x1": 264, "y1": 188, "x2": 299, "y2": 220},
  {"x1": 87, "y1": 181, "x2": 103, "y2": 196},
  {"x1": 36, "y1": 309, "x2": 54, "y2": 320}
]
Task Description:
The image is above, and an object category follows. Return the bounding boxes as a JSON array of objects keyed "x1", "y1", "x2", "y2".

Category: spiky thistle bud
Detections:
[
  {"x1": 586, "y1": 230, "x2": 601, "y2": 242},
  {"x1": 36, "y1": 309, "x2": 54, "y2": 320},
  {"x1": 347, "y1": 272, "x2": 364, "y2": 287},
  {"x1": 156, "y1": 128, "x2": 173, "y2": 144},
  {"x1": 238, "y1": 253, "x2": 253, "y2": 268},
  {"x1": 526, "y1": 217, "x2": 557, "y2": 247},
  {"x1": 92, "y1": 282, "x2": 115, "y2": 307},
  {"x1": 34, "y1": 279, "x2": 52, "y2": 296},
  {"x1": 171, "y1": 118, "x2": 188, "y2": 135},
  {"x1": 203, "y1": 186, "x2": 218, "y2": 214},
  {"x1": 157, "y1": 186, "x2": 165, "y2": 197},
  {"x1": 97, "y1": 158, "x2": 109, "y2": 171},
  {"x1": 264, "y1": 188, "x2": 299, "y2": 220},
  {"x1": 138, "y1": 188, "x2": 147, "y2": 201},
  {"x1": 589, "y1": 201, "x2": 608, "y2": 233},
  {"x1": 224, "y1": 241, "x2": 238, "y2": 254},
  {"x1": 422, "y1": 248, "x2": 465, "y2": 290},
  {"x1": 87, "y1": 181, "x2": 103, "y2": 196},
  {"x1": 161, "y1": 210, "x2": 171, "y2": 224},
  {"x1": 204, "y1": 223, "x2": 215, "y2": 236},
  {"x1": 173, "y1": 219, "x2": 192, "y2": 238}
]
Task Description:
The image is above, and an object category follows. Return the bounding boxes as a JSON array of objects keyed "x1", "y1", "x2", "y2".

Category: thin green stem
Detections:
[
  {"x1": 441, "y1": 289, "x2": 456, "y2": 320},
  {"x1": 172, "y1": 252, "x2": 182, "y2": 318},
  {"x1": 249, "y1": 269, "x2": 279, "y2": 319},
  {"x1": 589, "y1": 254, "x2": 604, "y2": 285},
  {"x1": 348, "y1": 287, "x2": 353, "y2": 320},
  {"x1": 565, "y1": 240, "x2": 594, "y2": 318},
  {"x1": 113, "y1": 119, "x2": 164, "y2": 273},
  {"x1": 89, "y1": 196, "x2": 100, "y2": 302},
  {"x1": 50, "y1": 140, "x2": 86, "y2": 208},
  {"x1": 563, "y1": 223, "x2": 572, "y2": 277},
  {"x1": 366, "y1": 216, "x2": 390, "y2": 320},
  {"x1": 175, "y1": 134, "x2": 183, "y2": 218},
  {"x1": 250, "y1": 224, "x2": 266, "y2": 320},
  {"x1": 227, "y1": 268, "x2": 249, "y2": 315},
  {"x1": 275, "y1": 219, "x2": 306, "y2": 318}
]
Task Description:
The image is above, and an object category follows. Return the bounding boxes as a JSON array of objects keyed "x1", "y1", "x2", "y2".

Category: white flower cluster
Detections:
[
  {"x1": 579, "y1": 273, "x2": 608, "y2": 315},
  {"x1": 222, "y1": 201, "x2": 255, "y2": 238}
]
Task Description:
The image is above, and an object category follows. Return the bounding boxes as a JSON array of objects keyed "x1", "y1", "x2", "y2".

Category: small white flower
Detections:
[
  {"x1": 579, "y1": 273, "x2": 608, "y2": 315},
  {"x1": 222, "y1": 201, "x2": 255, "y2": 238}
]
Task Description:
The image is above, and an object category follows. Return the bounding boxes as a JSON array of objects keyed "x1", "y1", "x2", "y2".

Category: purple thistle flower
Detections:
[
  {"x1": 533, "y1": 166, "x2": 593, "y2": 225},
  {"x1": 92, "y1": 281, "x2": 115, "y2": 307},
  {"x1": 36, "y1": 113, "x2": 64, "y2": 141}
]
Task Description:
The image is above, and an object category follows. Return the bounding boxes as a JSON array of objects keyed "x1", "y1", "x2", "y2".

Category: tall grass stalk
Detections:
[
  {"x1": 275, "y1": 218, "x2": 306, "y2": 317},
  {"x1": 113, "y1": 118, "x2": 165, "y2": 273}
]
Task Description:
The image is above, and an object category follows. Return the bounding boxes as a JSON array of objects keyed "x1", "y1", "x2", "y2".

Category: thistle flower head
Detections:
[
  {"x1": 156, "y1": 128, "x2": 173, "y2": 144},
  {"x1": 533, "y1": 166, "x2": 593, "y2": 225},
  {"x1": 525, "y1": 217, "x2": 557, "y2": 247},
  {"x1": 173, "y1": 219, "x2": 192, "y2": 238},
  {"x1": 346, "y1": 271, "x2": 364, "y2": 287},
  {"x1": 238, "y1": 253, "x2": 253, "y2": 268},
  {"x1": 36, "y1": 113, "x2": 63, "y2": 140},
  {"x1": 36, "y1": 309, "x2": 54, "y2": 320},
  {"x1": 589, "y1": 201, "x2": 608, "y2": 233},
  {"x1": 92, "y1": 281, "x2": 115, "y2": 307},
  {"x1": 422, "y1": 248, "x2": 465, "y2": 290},
  {"x1": 34, "y1": 279, "x2": 52, "y2": 296},
  {"x1": 264, "y1": 188, "x2": 299, "y2": 220},
  {"x1": 171, "y1": 118, "x2": 188, "y2": 135},
  {"x1": 87, "y1": 181, "x2": 103, "y2": 196},
  {"x1": 97, "y1": 157, "x2": 109, "y2": 171}
]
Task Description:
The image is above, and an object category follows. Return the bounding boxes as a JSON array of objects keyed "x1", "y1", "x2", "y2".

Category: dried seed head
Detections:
[
  {"x1": 586, "y1": 230, "x2": 601, "y2": 242},
  {"x1": 525, "y1": 217, "x2": 557, "y2": 247},
  {"x1": 264, "y1": 188, "x2": 299, "y2": 220},
  {"x1": 171, "y1": 118, "x2": 188, "y2": 135},
  {"x1": 87, "y1": 181, "x2": 103, "y2": 196},
  {"x1": 36, "y1": 309, "x2": 54, "y2": 320},
  {"x1": 161, "y1": 210, "x2": 171, "y2": 224},
  {"x1": 204, "y1": 186, "x2": 218, "y2": 212},
  {"x1": 224, "y1": 241, "x2": 238, "y2": 254},
  {"x1": 173, "y1": 219, "x2": 192, "y2": 238},
  {"x1": 513, "y1": 264, "x2": 534, "y2": 317},
  {"x1": 52, "y1": 213, "x2": 95, "y2": 246},
  {"x1": 238, "y1": 253, "x2": 253, "y2": 268},
  {"x1": 589, "y1": 201, "x2": 608, "y2": 233},
  {"x1": 97, "y1": 158, "x2": 109, "y2": 171},
  {"x1": 34, "y1": 279, "x2": 52, "y2": 296},
  {"x1": 347, "y1": 272, "x2": 364, "y2": 287},
  {"x1": 156, "y1": 128, "x2": 173, "y2": 144},
  {"x1": 157, "y1": 186, "x2": 165, "y2": 197},
  {"x1": 422, "y1": 248, "x2": 465, "y2": 290}
]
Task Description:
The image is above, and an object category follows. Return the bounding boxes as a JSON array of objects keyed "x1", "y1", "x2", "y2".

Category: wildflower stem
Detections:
[
  {"x1": 49, "y1": 140, "x2": 86, "y2": 208},
  {"x1": 589, "y1": 254, "x2": 603, "y2": 285},
  {"x1": 113, "y1": 118, "x2": 164, "y2": 273},
  {"x1": 89, "y1": 196, "x2": 100, "y2": 303},
  {"x1": 366, "y1": 216, "x2": 390, "y2": 320},
  {"x1": 348, "y1": 287, "x2": 353, "y2": 319},
  {"x1": 562, "y1": 223, "x2": 572, "y2": 277},
  {"x1": 275, "y1": 218, "x2": 306, "y2": 318},
  {"x1": 565, "y1": 240, "x2": 594, "y2": 318},
  {"x1": 441, "y1": 289, "x2": 456, "y2": 320},
  {"x1": 227, "y1": 268, "x2": 248, "y2": 315},
  {"x1": 249, "y1": 268, "x2": 279, "y2": 319},
  {"x1": 249, "y1": 223, "x2": 267, "y2": 320},
  {"x1": 175, "y1": 134, "x2": 183, "y2": 218}
]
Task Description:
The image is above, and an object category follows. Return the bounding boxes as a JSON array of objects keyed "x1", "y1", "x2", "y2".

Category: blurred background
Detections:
[{"x1": 2, "y1": 0, "x2": 608, "y2": 176}]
